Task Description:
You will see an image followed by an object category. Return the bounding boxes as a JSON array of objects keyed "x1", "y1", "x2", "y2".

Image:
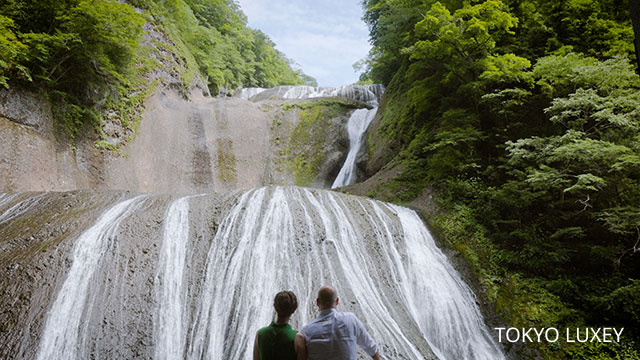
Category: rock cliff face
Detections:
[{"x1": 0, "y1": 86, "x2": 368, "y2": 193}]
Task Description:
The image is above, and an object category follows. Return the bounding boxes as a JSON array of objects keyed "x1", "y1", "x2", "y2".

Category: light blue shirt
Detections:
[{"x1": 301, "y1": 308, "x2": 378, "y2": 359}]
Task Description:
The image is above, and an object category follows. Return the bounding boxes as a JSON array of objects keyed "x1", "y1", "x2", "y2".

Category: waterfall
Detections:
[
  {"x1": 331, "y1": 107, "x2": 377, "y2": 188},
  {"x1": 236, "y1": 84, "x2": 384, "y2": 107},
  {"x1": 154, "y1": 197, "x2": 191, "y2": 360},
  {"x1": 390, "y1": 204, "x2": 504, "y2": 359},
  {"x1": 36, "y1": 196, "x2": 147, "y2": 360},
  {"x1": 235, "y1": 87, "x2": 267, "y2": 100},
  {"x1": 22, "y1": 187, "x2": 504, "y2": 359},
  {"x1": 0, "y1": 193, "x2": 47, "y2": 225},
  {"x1": 234, "y1": 84, "x2": 385, "y2": 188},
  {"x1": 186, "y1": 187, "x2": 503, "y2": 359},
  {"x1": 0, "y1": 193, "x2": 15, "y2": 207}
]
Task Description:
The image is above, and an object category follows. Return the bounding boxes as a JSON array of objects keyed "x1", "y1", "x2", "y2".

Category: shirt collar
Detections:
[{"x1": 319, "y1": 308, "x2": 337, "y2": 316}]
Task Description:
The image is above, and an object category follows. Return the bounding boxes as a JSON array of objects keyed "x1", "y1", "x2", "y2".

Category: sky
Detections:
[{"x1": 235, "y1": 0, "x2": 371, "y2": 87}]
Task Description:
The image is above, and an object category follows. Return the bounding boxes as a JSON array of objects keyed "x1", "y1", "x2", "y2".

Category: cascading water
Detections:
[
  {"x1": 235, "y1": 84, "x2": 385, "y2": 188},
  {"x1": 331, "y1": 107, "x2": 378, "y2": 188},
  {"x1": 391, "y1": 204, "x2": 503, "y2": 359},
  {"x1": 236, "y1": 84, "x2": 384, "y2": 107},
  {"x1": 36, "y1": 196, "x2": 147, "y2": 360},
  {"x1": 154, "y1": 197, "x2": 191, "y2": 360},
  {"x1": 1, "y1": 187, "x2": 505, "y2": 359},
  {"x1": 0, "y1": 193, "x2": 47, "y2": 225},
  {"x1": 187, "y1": 187, "x2": 504, "y2": 359}
]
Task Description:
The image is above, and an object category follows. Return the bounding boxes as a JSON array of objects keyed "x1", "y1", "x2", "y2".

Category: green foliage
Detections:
[
  {"x1": 131, "y1": 0, "x2": 313, "y2": 93},
  {"x1": 279, "y1": 100, "x2": 359, "y2": 186},
  {"x1": 285, "y1": 106, "x2": 328, "y2": 186},
  {"x1": 0, "y1": 0, "x2": 313, "y2": 140},
  {"x1": 1, "y1": 0, "x2": 147, "y2": 139},
  {"x1": 0, "y1": 16, "x2": 28, "y2": 87},
  {"x1": 504, "y1": 0, "x2": 635, "y2": 60},
  {"x1": 282, "y1": 98, "x2": 366, "y2": 111},
  {"x1": 361, "y1": 0, "x2": 640, "y2": 357}
]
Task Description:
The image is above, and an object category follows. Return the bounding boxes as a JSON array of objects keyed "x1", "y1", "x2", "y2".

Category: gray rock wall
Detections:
[{"x1": 0, "y1": 87, "x2": 358, "y2": 193}]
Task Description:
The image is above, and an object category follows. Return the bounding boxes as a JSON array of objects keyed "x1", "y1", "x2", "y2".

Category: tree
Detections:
[
  {"x1": 631, "y1": 0, "x2": 640, "y2": 73},
  {"x1": 0, "y1": 15, "x2": 28, "y2": 87}
]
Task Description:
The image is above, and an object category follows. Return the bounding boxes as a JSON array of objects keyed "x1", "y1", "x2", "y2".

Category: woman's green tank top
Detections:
[{"x1": 257, "y1": 322, "x2": 298, "y2": 360}]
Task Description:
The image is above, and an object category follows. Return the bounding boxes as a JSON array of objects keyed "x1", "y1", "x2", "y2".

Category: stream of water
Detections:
[
  {"x1": 27, "y1": 187, "x2": 504, "y2": 359},
  {"x1": 236, "y1": 84, "x2": 384, "y2": 107},
  {"x1": 236, "y1": 84, "x2": 384, "y2": 188},
  {"x1": 331, "y1": 107, "x2": 378, "y2": 188},
  {"x1": 36, "y1": 196, "x2": 148, "y2": 360}
]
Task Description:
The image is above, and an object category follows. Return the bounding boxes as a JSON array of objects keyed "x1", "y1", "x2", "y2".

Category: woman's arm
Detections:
[{"x1": 295, "y1": 333, "x2": 307, "y2": 360}]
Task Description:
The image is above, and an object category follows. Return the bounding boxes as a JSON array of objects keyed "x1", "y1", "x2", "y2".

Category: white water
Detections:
[
  {"x1": 235, "y1": 84, "x2": 385, "y2": 188},
  {"x1": 187, "y1": 187, "x2": 504, "y2": 359},
  {"x1": 0, "y1": 193, "x2": 47, "y2": 225},
  {"x1": 30, "y1": 187, "x2": 504, "y2": 359},
  {"x1": 0, "y1": 193, "x2": 14, "y2": 207},
  {"x1": 331, "y1": 107, "x2": 378, "y2": 188},
  {"x1": 236, "y1": 84, "x2": 384, "y2": 107},
  {"x1": 154, "y1": 197, "x2": 190, "y2": 360},
  {"x1": 391, "y1": 204, "x2": 503, "y2": 359},
  {"x1": 234, "y1": 87, "x2": 267, "y2": 100},
  {"x1": 36, "y1": 196, "x2": 147, "y2": 360}
]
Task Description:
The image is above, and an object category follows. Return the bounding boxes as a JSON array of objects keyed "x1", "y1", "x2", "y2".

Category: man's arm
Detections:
[
  {"x1": 295, "y1": 332, "x2": 307, "y2": 360},
  {"x1": 253, "y1": 331, "x2": 259, "y2": 360},
  {"x1": 353, "y1": 316, "x2": 379, "y2": 359}
]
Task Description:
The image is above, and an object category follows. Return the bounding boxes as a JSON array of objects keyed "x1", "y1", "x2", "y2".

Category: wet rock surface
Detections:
[
  {"x1": 0, "y1": 82, "x2": 509, "y2": 359},
  {"x1": 0, "y1": 191, "x2": 123, "y2": 359}
]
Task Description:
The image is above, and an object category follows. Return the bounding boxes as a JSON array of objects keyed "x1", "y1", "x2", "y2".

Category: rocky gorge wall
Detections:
[{"x1": 0, "y1": 86, "x2": 367, "y2": 193}]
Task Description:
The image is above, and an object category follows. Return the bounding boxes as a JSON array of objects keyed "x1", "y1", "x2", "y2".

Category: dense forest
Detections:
[
  {"x1": 360, "y1": 0, "x2": 640, "y2": 358},
  {"x1": 0, "y1": 0, "x2": 313, "y2": 139}
]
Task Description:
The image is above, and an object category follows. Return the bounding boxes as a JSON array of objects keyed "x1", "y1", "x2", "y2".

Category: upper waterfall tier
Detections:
[
  {"x1": 1, "y1": 88, "x2": 368, "y2": 192},
  {"x1": 235, "y1": 84, "x2": 385, "y2": 107}
]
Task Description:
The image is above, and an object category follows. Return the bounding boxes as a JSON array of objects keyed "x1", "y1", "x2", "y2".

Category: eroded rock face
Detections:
[
  {"x1": 0, "y1": 87, "x2": 53, "y2": 135},
  {"x1": 0, "y1": 87, "x2": 364, "y2": 193}
]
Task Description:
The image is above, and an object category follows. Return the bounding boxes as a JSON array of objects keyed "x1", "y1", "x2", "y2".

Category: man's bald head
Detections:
[{"x1": 317, "y1": 285, "x2": 338, "y2": 309}]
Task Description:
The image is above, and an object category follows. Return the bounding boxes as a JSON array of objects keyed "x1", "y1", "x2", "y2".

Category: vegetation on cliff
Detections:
[
  {"x1": 360, "y1": 0, "x2": 639, "y2": 358},
  {"x1": 0, "y1": 0, "x2": 313, "y2": 140},
  {"x1": 128, "y1": 0, "x2": 316, "y2": 92}
]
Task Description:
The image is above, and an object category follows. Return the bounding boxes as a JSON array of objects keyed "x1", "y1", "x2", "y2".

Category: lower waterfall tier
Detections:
[{"x1": 0, "y1": 188, "x2": 504, "y2": 359}]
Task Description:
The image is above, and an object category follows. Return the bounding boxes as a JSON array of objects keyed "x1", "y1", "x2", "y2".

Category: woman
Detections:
[{"x1": 253, "y1": 291, "x2": 307, "y2": 360}]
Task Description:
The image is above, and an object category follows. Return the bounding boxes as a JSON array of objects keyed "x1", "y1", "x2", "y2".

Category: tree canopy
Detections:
[{"x1": 360, "y1": 0, "x2": 640, "y2": 357}]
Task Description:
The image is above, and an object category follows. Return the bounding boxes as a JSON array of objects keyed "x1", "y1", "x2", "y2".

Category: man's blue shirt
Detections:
[{"x1": 301, "y1": 308, "x2": 378, "y2": 359}]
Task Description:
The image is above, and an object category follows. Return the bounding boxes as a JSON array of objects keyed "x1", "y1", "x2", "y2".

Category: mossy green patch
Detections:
[
  {"x1": 216, "y1": 138, "x2": 236, "y2": 183},
  {"x1": 283, "y1": 98, "x2": 367, "y2": 112},
  {"x1": 272, "y1": 100, "x2": 360, "y2": 187},
  {"x1": 94, "y1": 140, "x2": 118, "y2": 152},
  {"x1": 284, "y1": 106, "x2": 327, "y2": 186}
]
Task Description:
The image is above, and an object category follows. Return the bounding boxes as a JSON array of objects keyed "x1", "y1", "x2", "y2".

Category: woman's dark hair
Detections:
[{"x1": 274, "y1": 291, "x2": 298, "y2": 318}]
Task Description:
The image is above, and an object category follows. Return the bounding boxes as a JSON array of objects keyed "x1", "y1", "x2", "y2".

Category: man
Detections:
[
  {"x1": 253, "y1": 291, "x2": 307, "y2": 360},
  {"x1": 299, "y1": 285, "x2": 381, "y2": 360}
]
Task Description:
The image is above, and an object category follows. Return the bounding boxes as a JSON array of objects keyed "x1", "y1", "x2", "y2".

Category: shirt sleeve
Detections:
[{"x1": 353, "y1": 315, "x2": 378, "y2": 356}]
